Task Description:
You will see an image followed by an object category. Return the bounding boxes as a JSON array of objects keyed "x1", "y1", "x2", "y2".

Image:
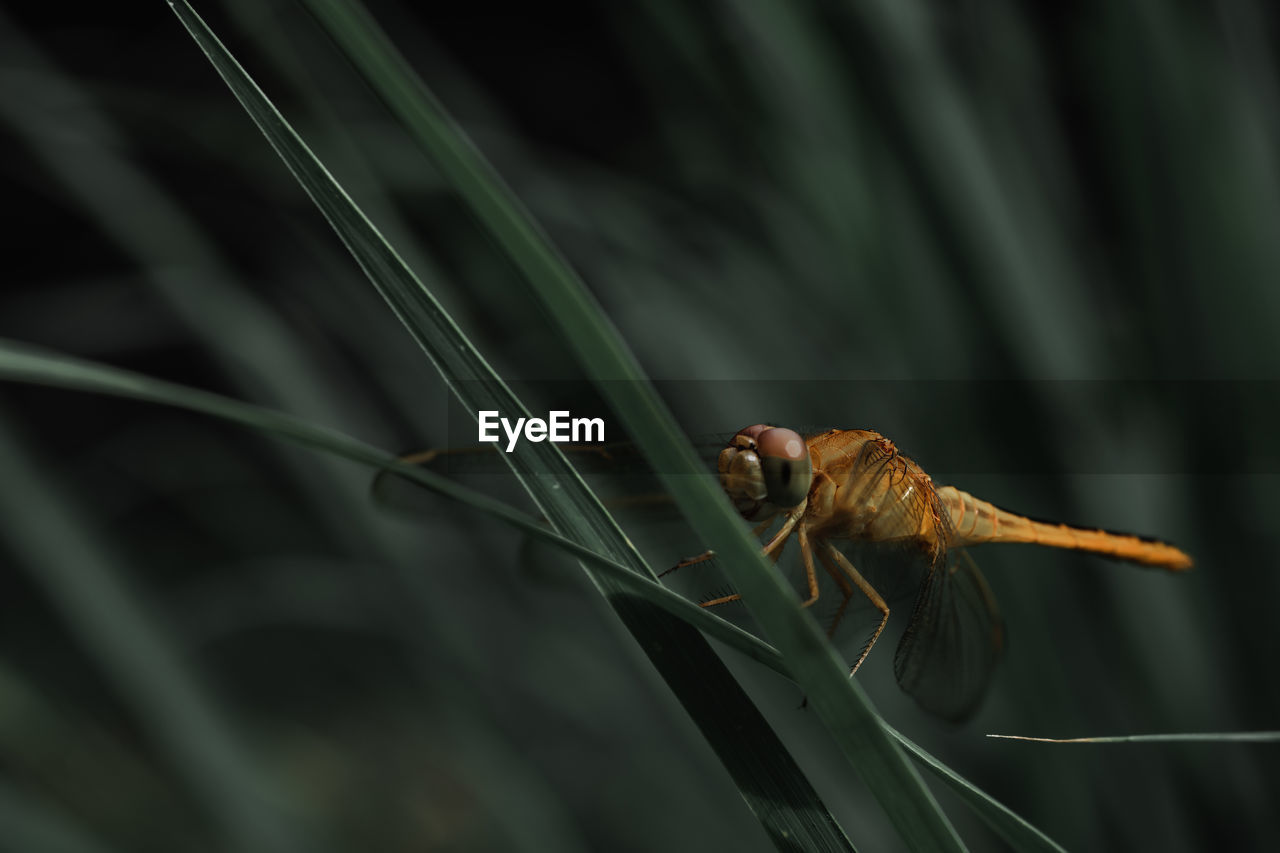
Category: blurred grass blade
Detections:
[
  {"x1": 988, "y1": 732, "x2": 1280, "y2": 744},
  {"x1": 0, "y1": 781, "x2": 118, "y2": 853},
  {"x1": 884, "y1": 723, "x2": 1066, "y2": 853},
  {"x1": 297, "y1": 0, "x2": 965, "y2": 848},
  {"x1": 0, "y1": 337, "x2": 1065, "y2": 852},
  {"x1": 0, "y1": 417, "x2": 311, "y2": 852},
  {"x1": 154, "y1": 6, "x2": 859, "y2": 846}
]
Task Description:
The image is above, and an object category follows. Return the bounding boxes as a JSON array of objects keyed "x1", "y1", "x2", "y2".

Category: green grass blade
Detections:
[
  {"x1": 883, "y1": 724, "x2": 1067, "y2": 853},
  {"x1": 0, "y1": 338, "x2": 785, "y2": 678},
  {"x1": 298, "y1": 0, "x2": 964, "y2": 848},
  {"x1": 987, "y1": 732, "x2": 1280, "y2": 744},
  {"x1": 0, "y1": 337, "x2": 1067, "y2": 852},
  {"x1": 160, "y1": 5, "x2": 855, "y2": 848}
]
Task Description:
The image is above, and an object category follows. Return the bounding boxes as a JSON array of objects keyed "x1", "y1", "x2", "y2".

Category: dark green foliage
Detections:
[{"x1": 0, "y1": 2, "x2": 1276, "y2": 851}]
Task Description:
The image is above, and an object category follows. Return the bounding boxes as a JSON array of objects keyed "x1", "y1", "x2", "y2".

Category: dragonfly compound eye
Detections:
[
  {"x1": 756, "y1": 427, "x2": 811, "y2": 508},
  {"x1": 735, "y1": 423, "x2": 773, "y2": 444}
]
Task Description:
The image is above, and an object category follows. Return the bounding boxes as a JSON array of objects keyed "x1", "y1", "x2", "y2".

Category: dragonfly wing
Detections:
[{"x1": 892, "y1": 549, "x2": 1004, "y2": 722}]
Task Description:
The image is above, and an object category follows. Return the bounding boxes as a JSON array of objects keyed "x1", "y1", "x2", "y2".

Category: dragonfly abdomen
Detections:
[{"x1": 937, "y1": 486, "x2": 1193, "y2": 571}]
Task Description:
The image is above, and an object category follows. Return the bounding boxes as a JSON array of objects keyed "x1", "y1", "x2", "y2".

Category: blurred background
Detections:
[{"x1": 1, "y1": 1, "x2": 1278, "y2": 850}]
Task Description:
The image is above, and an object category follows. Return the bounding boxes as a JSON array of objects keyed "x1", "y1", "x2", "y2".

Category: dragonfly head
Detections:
[{"x1": 718, "y1": 424, "x2": 812, "y2": 517}]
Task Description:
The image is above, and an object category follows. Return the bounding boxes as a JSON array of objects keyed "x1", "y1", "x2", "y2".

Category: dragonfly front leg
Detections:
[
  {"x1": 659, "y1": 516, "x2": 775, "y2": 579},
  {"x1": 694, "y1": 505, "x2": 806, "y2": 608},
  {"x1": 817, "y1": 540, "x2": 890, "y2": 677}
]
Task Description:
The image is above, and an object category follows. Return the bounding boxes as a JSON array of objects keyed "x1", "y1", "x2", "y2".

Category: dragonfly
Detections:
[{"x1": 664, "y1": 424, "x2": 1194, "y2": 721}]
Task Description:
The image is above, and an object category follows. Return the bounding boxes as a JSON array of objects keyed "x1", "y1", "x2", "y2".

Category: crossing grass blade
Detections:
[
  {"x1": 0, "y1": 338, "x2": 786, "y2": 675},
  {"x1": 294, "y1": 0, "x2": 972, "y2": 849},
  {"x1": 884, "y1": 723, "x2": 1067, "y2": 853},
  {"x1": 0, "y1": 335, "x2": 1071, "y2": 853},
  {"x1": 163, "y1": 1, "x2": 1075, "y2": 848},
  {"x1": 0, "y1": 337, "x2": 1068, "y2": 853},
  {"x1": 163, "y1": 2, "x2": 857, "y2": 849}
]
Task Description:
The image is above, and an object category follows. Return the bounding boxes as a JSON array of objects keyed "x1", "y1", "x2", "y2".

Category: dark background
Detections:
[{"x1": 1, "y1": 2, "x2": 1278, "y2": 851}]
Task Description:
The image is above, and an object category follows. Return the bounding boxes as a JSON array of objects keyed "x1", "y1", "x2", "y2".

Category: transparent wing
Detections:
[{"x1": 893, "y1": 549, "x2": 1004, "y2": 722}]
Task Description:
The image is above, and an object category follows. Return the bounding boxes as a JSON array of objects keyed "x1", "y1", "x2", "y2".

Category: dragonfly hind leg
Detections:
[{"x1": 817, "y1": 540, "x2": 890, "y2": 677}]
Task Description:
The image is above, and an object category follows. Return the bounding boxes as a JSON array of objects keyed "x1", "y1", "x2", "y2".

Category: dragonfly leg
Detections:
[
  {"x1": 758, "y1": 507, "x2": 803, "y2": 559},
  {"x1": 660, "y1": 517, "x2": 774, "y2": 578},
  {"x1": 659, "y1": 550, "x2": 714, "y2": 578},
  {"x1": 812, "y1": 541, "x2": 855, "y2": 637},
  {"x1": 693, "y1": 507, "x2": 805, "y2": 608},
  {"x1": 795, "y1": 524, "x2": 821, "y2": 607},
  {"x1": 819, "y1": 540, "x2": 889, "y2": 677}
]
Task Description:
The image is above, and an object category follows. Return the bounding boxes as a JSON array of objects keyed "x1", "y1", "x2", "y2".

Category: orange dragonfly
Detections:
[{"x1": 666, "y1": 424, "x2": 1193, "y2": 721}]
